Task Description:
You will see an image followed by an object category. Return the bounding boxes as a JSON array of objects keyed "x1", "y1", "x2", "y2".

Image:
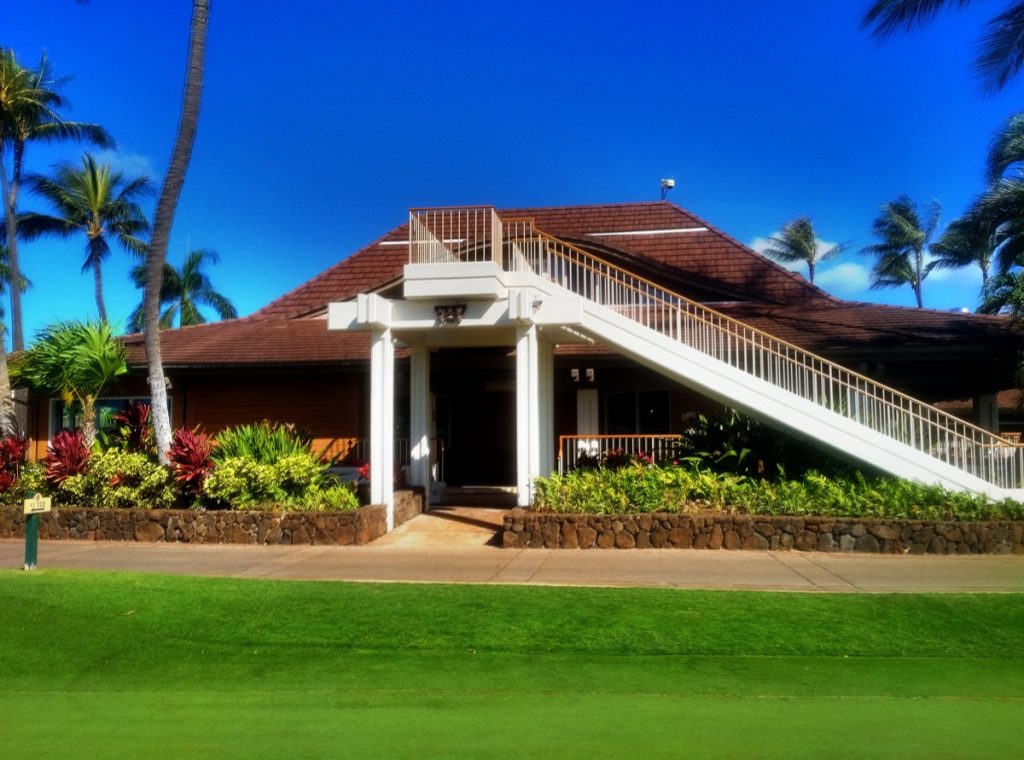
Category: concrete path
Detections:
[{"x1": 2, "y1": 537, "x2": 1022, "y2": 592}]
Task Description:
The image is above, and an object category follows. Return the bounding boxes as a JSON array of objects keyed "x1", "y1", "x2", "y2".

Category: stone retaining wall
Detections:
[
  {"x1": 0, "y1": 502, "x2": 393, "y2": 546},
  {"x1": 503, "y1": 510, "x2": 1024, "y2": 554},
  {"x1": 394, "y1": 488, "x2": 425, "y2": 528}
]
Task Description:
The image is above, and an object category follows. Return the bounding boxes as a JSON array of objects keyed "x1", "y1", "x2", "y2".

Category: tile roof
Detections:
[
  {"x1": 122, "y1": 317, "x2": 370, "y2": 367},
  {"x1": 121, "y1": 201, "x2": 1021, "y2": 368}
]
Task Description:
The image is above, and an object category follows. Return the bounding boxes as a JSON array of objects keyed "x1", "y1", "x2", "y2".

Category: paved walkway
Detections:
[{"x1": 2, "y1": 536, "x2": 1022, "y2": 592}]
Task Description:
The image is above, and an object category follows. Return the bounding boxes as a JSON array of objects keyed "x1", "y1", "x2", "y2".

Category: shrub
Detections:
[
  {"x1": 0, "y1": 434, "x2": 29, "y2": 493},
  {"x1": 202, "y1": 453, "x2": 357, "y2": 511},
  {"x1": 57, "y1": 449, "x2": 177, "y2": 508},
  {"x1": 202, "y1": 457, "x2": 280, "y2": 507},
  {"x1": 168, "y1": 429, "x2": 214, "y2": 497},
  {"x1": 10, "y1": 462, "x2": 48, "y2": 501},
  {"x1": 532, "y1": 464, "x2": 1024, "y2": 521},
  {"x1": 44, "y1": 430, "x2": 90, "y2": 485},
  {"x1": 211, "y1": 421, "x2": 312, "y2": 464},
  {"x1": 676, "y1": 409, "x2": 853, "y2": 479},
  {"x1": 108, "y1": 401, "x2": 153, "y2": 454}
]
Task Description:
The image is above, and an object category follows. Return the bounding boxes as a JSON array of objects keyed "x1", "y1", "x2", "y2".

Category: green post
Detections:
[{"x1": 24, "y1": 513, "x2": 39, "y2": 571}]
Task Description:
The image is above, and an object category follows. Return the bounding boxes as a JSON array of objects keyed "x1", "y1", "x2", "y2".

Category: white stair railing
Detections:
[{"x1": 500, "y1": 217, "x2": 1024, "y2": 490}]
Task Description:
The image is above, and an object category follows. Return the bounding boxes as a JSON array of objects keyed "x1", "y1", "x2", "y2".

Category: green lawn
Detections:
[{"x1": 1, "y1": 570, "x2": 1022, "y2": 759}]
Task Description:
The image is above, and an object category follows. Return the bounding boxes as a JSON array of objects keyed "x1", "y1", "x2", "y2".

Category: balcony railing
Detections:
[
  {"x1": 410, "y1": 207, "x2": 503, "y2": 266},
  {"x1": 558, "y1": 434, "x2": 683, "y2": 474}
]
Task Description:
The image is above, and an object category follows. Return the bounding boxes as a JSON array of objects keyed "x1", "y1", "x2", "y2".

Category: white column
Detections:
[
  {"x1": 370, "y1": 327, "x2": 395, "y2": 528},
  {"x1": 516, "y1": 324, "x2": 546, "y2": 507},
  {"x1": 516, "y1": 325, "x2": 540, "y2": 508},
  {"x1": 538, "y1": 335, "x2": 555, "y2": 478},
  {"x1": 409, "y1": 344, "x2": 431, "y2": 500}
]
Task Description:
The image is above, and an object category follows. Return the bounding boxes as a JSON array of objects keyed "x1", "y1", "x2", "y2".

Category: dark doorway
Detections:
[{"x1": 432, "y1": 348, "x2": 516, "y2": 487}]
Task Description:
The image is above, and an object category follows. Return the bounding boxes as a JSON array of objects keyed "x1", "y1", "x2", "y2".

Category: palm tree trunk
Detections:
[
  {"x1": 808, "y1": 261, "x2": 815, "y2": 284},
  {"x1": 80, "y1": 401, "x2": 97, "y2": 450},
  {"x1": 0, "y1": 324, "x2": 15, "y2": 437},
  {"x1": 144, "y1": 0, "x2": 210, "y2": 462},
  {"x1": 93, "y1": 260, "x2": 107, "y2": 323},
  {"x1": 0, "y1": 144, "x2": 25, "y2": 351}
]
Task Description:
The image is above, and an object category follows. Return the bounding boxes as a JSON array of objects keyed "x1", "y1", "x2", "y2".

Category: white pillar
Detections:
[
  {"x1": 515, "y1": 324, "x2": 539, "y2": 506},
  {"x1": 515, "y1": 325, "x2": 554, "y2": 506},
  {"x1": 409, "y1": 344, "x2": 431, "y2": 501},
  {"x1": 538, "y1": 335, "x2": 555, "y2": 478},
  {"x1": 370, "y1": 327, "x2": 395, "y2": 528}
]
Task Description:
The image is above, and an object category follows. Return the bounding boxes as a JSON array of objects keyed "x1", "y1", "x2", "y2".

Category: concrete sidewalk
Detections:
[{"x1": 2, "y1": 538, "x2": 1023, "y2": 592}]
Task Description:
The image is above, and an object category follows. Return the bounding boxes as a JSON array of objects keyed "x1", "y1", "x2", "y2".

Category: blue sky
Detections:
[{"x1": 4, "y1": 1, "x2": 1022, "y2": 342}]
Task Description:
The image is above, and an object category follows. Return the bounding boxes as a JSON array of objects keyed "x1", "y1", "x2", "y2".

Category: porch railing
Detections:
[
  {"x1": 558, "y1": 434, "x2": 683, "y2": 474},
  {"x1": 330, "y1": 437, "x2": 445, "y2": 483},
  {"x1": 498, "y1": 217, "x2": 1024, "y2": 491},
  {"x1": 410, "y1": 207, "x2": 503, "y2": 266}
]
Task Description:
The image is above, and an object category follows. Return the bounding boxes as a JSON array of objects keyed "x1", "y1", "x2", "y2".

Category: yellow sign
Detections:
[{"x1": 23, "y1": 493, "x2": 52, "y2": 515}]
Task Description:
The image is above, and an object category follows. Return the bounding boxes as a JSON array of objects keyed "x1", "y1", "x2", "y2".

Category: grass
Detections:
[{"x1": 1, "y1": 570, "x2": 1022, "y2": 759}]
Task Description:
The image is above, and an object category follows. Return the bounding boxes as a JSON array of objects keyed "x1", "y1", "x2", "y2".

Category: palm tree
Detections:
[
  {"x1": 144, "y1": 0, "x2": 211, "y2": 462},
  {"x1": 929, "y1": 216, "x2": 1000, "y2": 288},
  {"x1": 862, "y1": 1, "x2": 1024, "y2": 94},
  {"x1": 127, "y1": 248, "x2": 237, "y2": 331},
  {"x1": 862, "y1": 195, "x2": 941, "y2": 308},
  {"x1": 0, "y1": 48, "x2": 112, "y2": 350},
  {"x1": 979, "y1": 270, "x2": 1024, "y2": 316},
  {"x1": 760, "y1": 216, "x2": 845, "y2": 284},
  {"x1": 19, "y1": 154, "x2": 151, "y2": 321},
  {"x1": 10, "y1": 320, "x2": 127, "y2": 448}
]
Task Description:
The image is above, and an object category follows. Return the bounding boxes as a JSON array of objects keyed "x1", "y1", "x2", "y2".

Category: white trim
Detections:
[
  {"x1": 380, "y1": 238, "x2": 466, "y2": 246},
  {"x1": 586, "y1": 227, "x2": 708, "y2": 237}
]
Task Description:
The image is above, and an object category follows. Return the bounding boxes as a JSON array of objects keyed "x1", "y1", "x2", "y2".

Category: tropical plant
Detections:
[
  {"x1": 143, "y1": 0, "x2": 211, "y2": 463},
  {"x1": 861, "y1": 195, "x2": 941, "y2": 307},
  {"x1": 211, "y1": 421, "x2": 312, "y2": 464},
  {"x1": 760, "y1": 216, "x2": 845, "y2": 284},
  {"x1": 168, "y1": 428, "x2": 214, "y2": 497},
  {"x1": 20, "y1": 154, "x2": 151, "y2": 321},
  {"x1": 978, "y1": 269, "x2": 1024, "y2": 315},
  {"x1": 127, "y1": 248, "x2": 236, "y2": 331},
  {"x1": 0, "y1": 48, "x2": 113, "y2": 350},
  {"x1": 0, "y1": 433, "x2": 28, "y2": 491},
  {"x1": 533, "y1": 464, "x2": 1024, "y2": 521},
  {"x1": 862, "y1": 1, "x2": 1024, "y2": 94},
  {"x1": 44, "y1": 429, "x2": 90, "y2": 485},
  {"x1": 58, "y1": 448, "x2": 177, "y2": 509},
  {"x1": 11, "y1": 320, "x2": 127, "y2": 447},
  {"x1": 674, "y1": 409, "x2": 852, "y2": 479},
  {"x1": 929, "y1": 216, "x2": 1001, "y2": 288},
  {"x1": 105, "y1": 400, "x2": 153, "y2": 454}
]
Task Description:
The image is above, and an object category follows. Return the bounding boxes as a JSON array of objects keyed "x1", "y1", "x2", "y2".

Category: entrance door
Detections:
[{"x1": 438, "y1": 390, "x2": 515, "y2": 486}]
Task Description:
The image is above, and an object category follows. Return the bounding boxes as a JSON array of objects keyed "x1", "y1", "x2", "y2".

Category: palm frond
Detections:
[
  {"x1": 974, "y1": 1, "x2": 1024, "y2": 95},
  {"x1": 861, "y1": 0, "x2": 972, "y2": 37}
]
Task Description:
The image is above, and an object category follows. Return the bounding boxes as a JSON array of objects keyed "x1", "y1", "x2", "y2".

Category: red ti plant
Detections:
[
  {"x1": 112, "y1": 401, "x2": 153, "y2": 454},
  {"x1": 45, "y1": 430, "x2": 91, "y2": 485},
  {"x1": 168, "y1": 429, "x2": 214, "y2": 496},
  {"x1": 0, "y1": 435, "x2": 30, "y2": 488}
]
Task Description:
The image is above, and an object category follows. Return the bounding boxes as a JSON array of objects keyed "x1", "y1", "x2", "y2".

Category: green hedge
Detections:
[{"x1": 533, "y1": 464, "x2": 1024, "y2": 521}]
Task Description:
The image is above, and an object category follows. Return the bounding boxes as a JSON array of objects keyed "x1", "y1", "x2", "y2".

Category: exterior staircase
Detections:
[{"x1": 407, "y1": 207, "x2": 1024, "y2": 500}]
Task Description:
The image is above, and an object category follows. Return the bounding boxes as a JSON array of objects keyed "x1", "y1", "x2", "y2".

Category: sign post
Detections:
[{"x1": 23, "y1": 493, "x2": 52, "y2": 571}]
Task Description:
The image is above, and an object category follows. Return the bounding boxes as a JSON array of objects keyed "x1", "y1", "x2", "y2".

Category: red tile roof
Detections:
[{"x1": 121, "y1": 201, "x2": 1020, "y2": 368}]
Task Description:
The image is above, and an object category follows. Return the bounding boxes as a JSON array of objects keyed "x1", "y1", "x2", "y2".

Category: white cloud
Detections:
[
  {"x1": 924, "y1": 254, "x2": 983, "y2": 286},
  {"x1": 815, "y1": 262, "x2": 871, "y2": 293},
  {"x1": 92, "y1": 149, "x2": 156, "y2": 180}
]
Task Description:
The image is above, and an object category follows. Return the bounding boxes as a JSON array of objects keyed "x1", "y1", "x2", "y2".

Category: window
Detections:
[
  {"x1": 604, "y1": 390, "x2": 670, "y2": 434},
  {"x1": 49, "y1": 397, "x2": 169, "y2": 439}
]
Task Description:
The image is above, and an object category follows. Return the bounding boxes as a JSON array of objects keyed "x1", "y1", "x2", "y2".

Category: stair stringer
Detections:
[{"x1": 507, "y1": 271, "x2": 1023, "y2": 500}]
